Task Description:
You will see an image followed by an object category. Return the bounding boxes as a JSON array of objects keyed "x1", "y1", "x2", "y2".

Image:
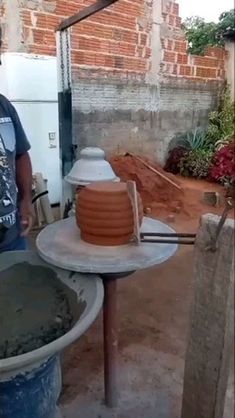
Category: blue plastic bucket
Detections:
[{"x1": 0, "y1": 355, "x2": 62, "y2": 418}]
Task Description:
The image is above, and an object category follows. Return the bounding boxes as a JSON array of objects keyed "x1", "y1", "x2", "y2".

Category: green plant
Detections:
[
  {"x1": 206, "y1": 89, "x2": 235, "y2": 149},
  {"x1": 218, "y1": 10, "x2": 235, "y2": 37},
  {"x1": 179, "y1": 149, "x2": 214, "y2": 178},
  {"x1": 215, "y1": 134, "x2": 234, "y2": 150},
  {"x1": 210, "y1": 142, "x2": 235, "y2": 184},
  {"x1": 183, "y1": 17, "x2": 218, "y2": 55},
  {"x1": 169, "y1": 128, "x2": 208, "y2": 151},
  {"x1": 183, "y1": 9, "x2": 235, "y2": 55},
  {"x1": 164, "y1": 147, "x2": 189, "y2": 174}
]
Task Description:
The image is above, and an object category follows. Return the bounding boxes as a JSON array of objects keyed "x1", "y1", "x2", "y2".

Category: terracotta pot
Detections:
[{"x1": 76, "y1": 182, "x2": 143, "y2": 246}]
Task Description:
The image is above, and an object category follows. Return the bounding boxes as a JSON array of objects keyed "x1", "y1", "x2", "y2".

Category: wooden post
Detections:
[{"x1": 181, "y1": 214, "x2": 234, "y2": 418}]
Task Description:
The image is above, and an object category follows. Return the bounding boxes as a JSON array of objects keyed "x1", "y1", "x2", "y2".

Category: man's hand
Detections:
[{"x1": 19, "y1": 198, "x2": 34, "y2": 237}]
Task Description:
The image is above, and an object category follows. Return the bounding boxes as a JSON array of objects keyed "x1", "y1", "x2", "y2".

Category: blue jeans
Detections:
[{"x1": 1, "y1": 236, "x2": 27, "y2": 252}]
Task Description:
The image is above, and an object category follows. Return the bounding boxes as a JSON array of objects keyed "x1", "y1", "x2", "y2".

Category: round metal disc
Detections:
[{"x1": 36, "y1": 217, "x2": 178, "y2": 274}]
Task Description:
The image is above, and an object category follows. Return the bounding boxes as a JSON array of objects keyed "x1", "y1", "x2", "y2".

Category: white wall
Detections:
[{"x1": 225, "y1": 41, "x2": 235, "y2": 101}]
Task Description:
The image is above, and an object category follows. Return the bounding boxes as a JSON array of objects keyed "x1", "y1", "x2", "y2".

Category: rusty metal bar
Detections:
[
  {"x1": 140, "y1": 232, "x2": 196, "y2": 245},
  {"x1": 103, "y1": 279, "x2": 118, "y2": 408},
  {"x1": 141, "y1": 239, "x2": 195, "y2": 245},
  {"x1": 140, "y1": 232, "x2": 196, "y2": 238},
  {"x1": 57, "y1": 0, "x2": 119, "y2": 31}
]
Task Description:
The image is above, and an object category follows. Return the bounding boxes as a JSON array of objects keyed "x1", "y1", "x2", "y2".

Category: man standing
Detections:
[{"x1": 0, "y1": 94, "x2": 33, "y2": 252}]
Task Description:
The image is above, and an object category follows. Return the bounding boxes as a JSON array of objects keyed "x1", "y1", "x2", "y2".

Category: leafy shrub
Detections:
[
  {"x1": 169, "y1": 128, "x2": 208, "y2": 151},
  {"x1": 165, "y1": 97, "x2": 234, "y2": 181},
  {"x1": 179, "y1": 149, "x2": 214, "y2": 178},
  {"x1": 183, "y1": 10, "x2": 235, "y2": 55},
  {"x1": 206, "y1": 89, "x2": 235, "y2": 149},
  {"x1": 164, "y1": 147, "x2": 189, "y2": 174},
  {"x1": 210, "y1": 142, "x2": 235, "y2": 184},
  {"x1": 215, "y1": 134, "x2": 234, "y2": 150},
  {"x1": 165, "y1": 128, "x2": 209, "y2": 175},
  {"x1": 183, "y1": 17, "x2": 218, "y2": 55}
]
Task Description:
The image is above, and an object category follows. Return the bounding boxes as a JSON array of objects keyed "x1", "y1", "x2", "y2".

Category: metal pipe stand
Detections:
[{"x1": 103, "y1": 279, "x2": 118, "y2": 407}]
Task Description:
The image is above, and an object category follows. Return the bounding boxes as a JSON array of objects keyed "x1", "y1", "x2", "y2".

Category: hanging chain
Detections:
[
  {"x1": 66, "y1": 29, "x2": 71, "y2": 90},
  {"x1": 59, "y1": 29, "x2": 71, "y2": 91},
  {"x1": 59, "y1": 31, "x2": 65, "y2": 92}
]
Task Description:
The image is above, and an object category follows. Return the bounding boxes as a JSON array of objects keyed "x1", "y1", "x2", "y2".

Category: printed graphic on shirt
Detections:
[{"x1": 0, "y1": 117, "x2": 17, "y2": 229}]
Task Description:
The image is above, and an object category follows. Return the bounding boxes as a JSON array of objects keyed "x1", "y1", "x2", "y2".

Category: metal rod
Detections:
[
  {"x1": 140, "y1": 232, "x2": 196, "y2": 238},
  {"x1": 57, "y1": 0, "x2": 119, "y2": 31},
  {"x1": 141, "y1": 239, "x2": 195, "y2": 245},
  {"x1": 32, "y1": 190, "x2": 48, "y2": 204},
  {"x1": 103, "y1": 279, "x2": 118, "y2": 408}
]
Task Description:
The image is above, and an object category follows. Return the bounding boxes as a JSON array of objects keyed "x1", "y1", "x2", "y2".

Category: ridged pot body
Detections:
[{"x1": 77, "y1": 182, "x2": 143, "y2": 246}]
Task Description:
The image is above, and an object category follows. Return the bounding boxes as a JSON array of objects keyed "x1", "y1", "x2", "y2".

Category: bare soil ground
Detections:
[{"x1": 53, "y1": 177, "x2": 234, "y2": 418}]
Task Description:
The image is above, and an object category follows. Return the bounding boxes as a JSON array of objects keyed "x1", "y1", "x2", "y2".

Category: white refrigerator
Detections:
[{"x1": 0, "y1": 52, "x2": 61, "y2": 205}]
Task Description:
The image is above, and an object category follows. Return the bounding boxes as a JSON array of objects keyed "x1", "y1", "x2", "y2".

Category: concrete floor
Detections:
[{"x1": 60, "y1": 243, "x2": 234, "y2": 417}]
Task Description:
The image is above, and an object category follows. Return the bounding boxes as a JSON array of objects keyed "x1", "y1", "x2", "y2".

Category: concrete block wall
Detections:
[
  {"x1": 0, "y1": 0, "x2": 227, "y2": 162},
  {"x1": 71, "y1": 77, "x2": 219, "y2": 162}
]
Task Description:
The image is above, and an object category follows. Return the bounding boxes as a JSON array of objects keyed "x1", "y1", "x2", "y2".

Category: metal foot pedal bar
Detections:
[
  {"x1": 140, "y1": 232, "x2": 196, "y2": 245},
  {"x1": 141, "y1": 185, "x2": 234, "y2": 248}
]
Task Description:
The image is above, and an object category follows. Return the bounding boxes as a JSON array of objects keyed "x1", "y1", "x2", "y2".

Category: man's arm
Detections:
[
  {"x1": 16, "y1": 152, "x2": 32, "y2": 200},
  {"x1": 16, "y1": 152, "x2": 34, "y2": 236},
  {"x1": 4, "y1": 97, "x2": 34, "y2": 237}
]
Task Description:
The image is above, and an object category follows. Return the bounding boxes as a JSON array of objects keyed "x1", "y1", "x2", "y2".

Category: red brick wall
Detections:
[
  {"x1": 161, "y1": 1, "x2": 226, "y2": 81},
  {"x1": 1, "y1": 0, "x2": 226, "y2": 82},
  {"x1": 71, "y1": 0, "x2": 151, "y2": 75},
  {"x1": 1, "y1": 0, "x2": 227, "y2": 163},
  {"x1": 6, "y1": 0, "x2": 152, "y2": 79},
  {"x1": 0, "y1": 1, "x2": 7, "y2": 53}
]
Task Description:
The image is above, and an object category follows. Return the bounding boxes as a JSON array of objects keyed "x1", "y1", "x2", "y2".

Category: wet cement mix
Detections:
[{"x1": 0, "y1": 262, "x2": 86, "y2": 359}]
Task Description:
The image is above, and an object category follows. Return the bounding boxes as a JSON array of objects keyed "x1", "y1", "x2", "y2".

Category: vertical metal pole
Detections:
[
  {"x1": 56, "y1": 30, "x2": 73, "y2": 178},
  {"x1": 56, "y1": 30, "x2": 73, "y2": 215},
  {"x1": 103, "y1": 279, "x2": 118, "y2": 408}
]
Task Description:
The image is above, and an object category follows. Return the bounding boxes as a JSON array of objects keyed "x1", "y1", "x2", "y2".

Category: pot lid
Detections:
[{"x1": 65, "y1": 147, "x2": 119, "y2": 185}]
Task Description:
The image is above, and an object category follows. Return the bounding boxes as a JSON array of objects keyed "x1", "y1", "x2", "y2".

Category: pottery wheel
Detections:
[{"x1": 37, "y1": 217, "x2": 177, "y2": 274}]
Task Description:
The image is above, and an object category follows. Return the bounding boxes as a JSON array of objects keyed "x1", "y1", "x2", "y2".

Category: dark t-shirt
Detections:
[{"x1": 0, "y1": 94, "x2": 30, "y2": 250}]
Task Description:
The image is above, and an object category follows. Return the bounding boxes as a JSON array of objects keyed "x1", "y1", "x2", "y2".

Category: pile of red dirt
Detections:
[{"x1": 109, "y1": 154, "x2": 185, "y2": 216}]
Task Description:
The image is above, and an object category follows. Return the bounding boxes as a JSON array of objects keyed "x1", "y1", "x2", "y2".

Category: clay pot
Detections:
[{"x1": 77, "y1": 182, "x2": 143, "y2": 246}]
